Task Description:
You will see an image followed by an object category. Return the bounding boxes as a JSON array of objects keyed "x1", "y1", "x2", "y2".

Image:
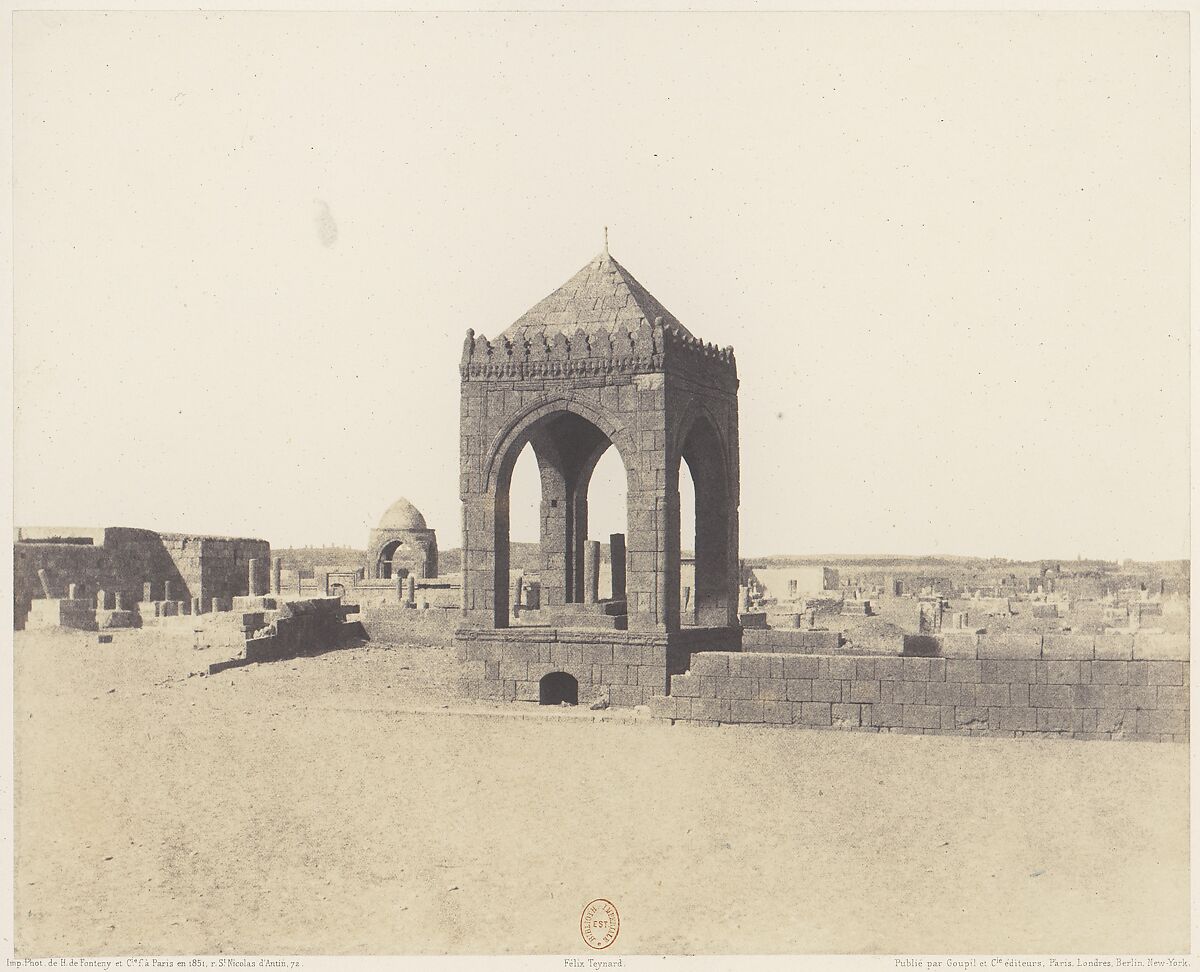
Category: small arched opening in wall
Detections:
[
  {"x1": 539, "y1": 671, "x2": 578, "y2": 705},
  {"x1": 377, "y1": 539, "x2": 407, "y2": 579}
]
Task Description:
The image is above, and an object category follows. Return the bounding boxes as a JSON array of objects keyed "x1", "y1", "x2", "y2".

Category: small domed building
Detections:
[{"x1": 367, "y1": 498, "x2": 438, "y2": 580}]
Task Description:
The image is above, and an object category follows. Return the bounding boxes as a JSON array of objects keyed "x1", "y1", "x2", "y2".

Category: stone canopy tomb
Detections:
[
  {"x1": 456, "y1": 248, "x2": 742, "y2": 705},
  {"x1": 367, "y1": 497, "x2": 438, "y2": 580}
]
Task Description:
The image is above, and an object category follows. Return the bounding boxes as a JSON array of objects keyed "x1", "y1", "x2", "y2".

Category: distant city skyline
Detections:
[{"x1": 13, "y1": 12, "x2": 1189, "y2": 562}]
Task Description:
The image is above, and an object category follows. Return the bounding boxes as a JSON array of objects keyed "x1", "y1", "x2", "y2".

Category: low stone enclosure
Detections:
[
  {"x1": 208, "y1": 596, "x2": 365, "y2": 674},
  {"x1": 644, "y1": 653, "x2": 1189, "y2": 742},
  {"x1": 454, "y1": 625, "x2": 1190, "y2": 742}
]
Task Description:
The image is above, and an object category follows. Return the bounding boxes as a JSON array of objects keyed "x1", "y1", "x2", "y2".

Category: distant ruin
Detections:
[{"x1": 14, "y1": 526, "x2": 270, "y2": 630}]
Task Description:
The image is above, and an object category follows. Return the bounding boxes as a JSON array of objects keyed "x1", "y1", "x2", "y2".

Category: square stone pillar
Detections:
[
  {"x1": 584, "y1": 540, "x2": 600, "y2": 604},
  {"x1": 609, "y1": 533, "x2": 627, "y2": 602}
]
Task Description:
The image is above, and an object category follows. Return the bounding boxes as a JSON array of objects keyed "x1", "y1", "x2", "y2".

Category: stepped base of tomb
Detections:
[
  {"x1": 456, "y1": 625, "x2": 742, "y2": 707},
  {"x1": 519, "y1": 601, "x2": 629, "y2": 630},
  {"x1": 26, "y1": 598, "x2": 96, "y2": 632}
]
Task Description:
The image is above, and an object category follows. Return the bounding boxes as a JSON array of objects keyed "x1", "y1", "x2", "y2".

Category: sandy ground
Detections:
[{"x1": 13, "y1": 628, "x2": 1191, "y2": 956}]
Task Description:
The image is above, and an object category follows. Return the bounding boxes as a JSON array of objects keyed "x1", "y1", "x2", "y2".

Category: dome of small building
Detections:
[{"x1": 377, "y1": 497, "x2": 427, "y2": 532}]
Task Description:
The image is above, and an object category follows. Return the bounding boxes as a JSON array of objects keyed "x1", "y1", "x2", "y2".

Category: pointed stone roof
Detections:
[{"x1": 501, "y1": 252, "x2": 694, "y2": 339}]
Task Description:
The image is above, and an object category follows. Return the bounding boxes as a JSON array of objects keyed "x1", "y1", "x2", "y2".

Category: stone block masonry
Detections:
[
  {"x1": 456, "y1": 626, "x2": 738, "y2": 706},
  {"x1": 650, "y1": 651, "x2": 1189, "y2": 742}
]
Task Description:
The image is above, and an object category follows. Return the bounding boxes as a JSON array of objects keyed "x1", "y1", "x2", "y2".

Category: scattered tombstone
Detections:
[
  {"x1": 272, "y1": 557, "x2": 283, "y2": 595},
  {"x1": 37, "y1": 569, "x2": 52, "y2": 598}
]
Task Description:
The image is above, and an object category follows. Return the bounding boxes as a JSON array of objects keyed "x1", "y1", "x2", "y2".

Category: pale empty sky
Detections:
[{"x1": 13, "y1": 11, "x2": 1189, "y2": 560}]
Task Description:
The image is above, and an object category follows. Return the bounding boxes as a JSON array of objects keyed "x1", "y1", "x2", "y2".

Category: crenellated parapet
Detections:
[{"x1": 460, "y1": 317, "x2": 737, "y2": 383}]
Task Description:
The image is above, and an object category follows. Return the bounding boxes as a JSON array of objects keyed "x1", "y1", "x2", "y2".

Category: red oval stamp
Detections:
[{"x1": 580, "y1": 897, "x2": 620, "y2": 950}]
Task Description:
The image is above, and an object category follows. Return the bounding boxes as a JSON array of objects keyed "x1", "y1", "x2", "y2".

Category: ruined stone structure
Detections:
[
  {"x1": 13, "y1": 526, "x2": 270, "y2": 629},
  {"x1": 365, "y1": 497, "x2": 438, "y2": 580},
  {"x1": 456, "y1": 249, "x2": 741, "y2": 705}
]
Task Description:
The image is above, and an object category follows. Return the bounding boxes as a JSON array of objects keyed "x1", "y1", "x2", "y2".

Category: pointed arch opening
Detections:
[{"x1": 491, "y1": 408, "x2": 634, "y2": 628}]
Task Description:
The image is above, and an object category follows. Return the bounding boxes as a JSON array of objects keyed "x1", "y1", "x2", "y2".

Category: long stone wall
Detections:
[{"x1": 649, "y1": 652, "x2": 1189, "y2": 742}]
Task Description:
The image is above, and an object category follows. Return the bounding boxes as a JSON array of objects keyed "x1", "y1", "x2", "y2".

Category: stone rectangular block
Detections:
[
  {"x1": 692, "y1": 653, "x2": 731, "y2": 676},
  {"x1": 847, "y1": 680, "x2": 880, "y2": 703},
  {"x1": 1037, "y1": 708, "x2": 1073, "y2": 732},
  {"x1": 810, "y1": 678, "x2": 842, "y2": 703},
  {"x1": 831, "y1": 703, "x2": 861, "y2": 727},
  {"x1": 756, "y1": 677, "x2": 786, "y2": 701},
  {"x1": 868, "y1": 703, "x2": 904, "y2": 728},
  {"x1": 902, "y1": 657, "x2": 931, "y2": 680},
  {"x1": 1137, "y1": 709, "x2": 1187, "y2": 735},
  {"x1": 1090, "y1": 660, "x2": 1129, "y2": 685},
  {"x1": 599, "y1": 664, "x2": 631, "y2": 686},
  {"x1": 648, "y1": 696, "x2": 676, "y2": 720},
  {"x1": 643, "y1": 644, "x2": 668, "y2": 666},
  {"x1": 822, "y1": 657, "x2": 857, "y2": 680},
  {"x1": 498, "y1": 659, "x2": 528, "y2": 681},
  {"x1": 611, "y1": 643, "x2": 644, "y2": 665},
  {"x1": 763, "y1": 700, "x2": 792, "y2": 724},
  {"x1": 1042, "y1": 661, "x2": 1082, "y2": 685},
  {"x1": 785, "y1": 679, "x2": 814, "y2": 702},
  {"x1": 925, "y1": 680, "x2": 969, "y2": 706},
  {"x1": 798, "y1": 702, "x2": 832, "y2": 727},
  {"x1": 783, "y1": 656, "x2": 821, "y2": 679},
  {"x1": 1093, "y1": 708, "x2": 1135, "y2": 733},
  {"x1": 1127, "y1": 660, "x2": 1149, "y2": 685},
  {"x1": 580, "y1": 643, "x2": 614, "y2": 666},
  {"x1": 500, "y1": 643, "x2": 541, "y2": 665},
  {"x1": 946, "y1": 659, "x2": 982, "y2": 683},
  {"x1": 903, "y1": 704, "x2": 941, "y2": 729},
  {"x1": 729, "y1": 700, "x2": 765, "y2": 724},
  {"x1": 671, "y1": 672, "x2": 701, "y2": 697},
  {"x1": 550, "y1": 644, "x2": 584, "y2": 667},
  {"x1": 736, "y1": 654, "x2": 774, "y2": 678},
  {"x1": 514, "y1": 680, "x2": 540, "y2": 702},
  {"x1": 997, "y1": 707, "x2": 1037, "y2": 731},
  {"x1": 1029, "y1": 683, "x2": 1073, "y2": 708},
  {"x1": 608, "y1": 684, "x2": 643, "y2": 707},
  {"x1": 981, "y1": 660, "x2": 1036, "y2": 684},
  {"x1": 1148, "y1": 661, "x2": 1184, "y2": 686},
  {"x1": 1008, "y1": 683, "x2": 1029, "y2": 707},
  {"x1": 955, "y1": 706, "x2": 991, "y2": 729},
  {"x1": 874, "y1": 657, "x2": 905, "y2": 681},
  {"x1": 976, "y1": 682, "x2": 1009, "y2": 707},
  {"x1": 1076, "y1": 684, "x2": 1156, "y2": 710},
  {"x1": 1156, "y1": 685, "x2": 1188, "y2": 709},
  {"x1": 691, "y1": 699, "x2": 729, "y2": 723},
  {"x1": 891, "y1": 680, "x2": 926, "y2": 705}
]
